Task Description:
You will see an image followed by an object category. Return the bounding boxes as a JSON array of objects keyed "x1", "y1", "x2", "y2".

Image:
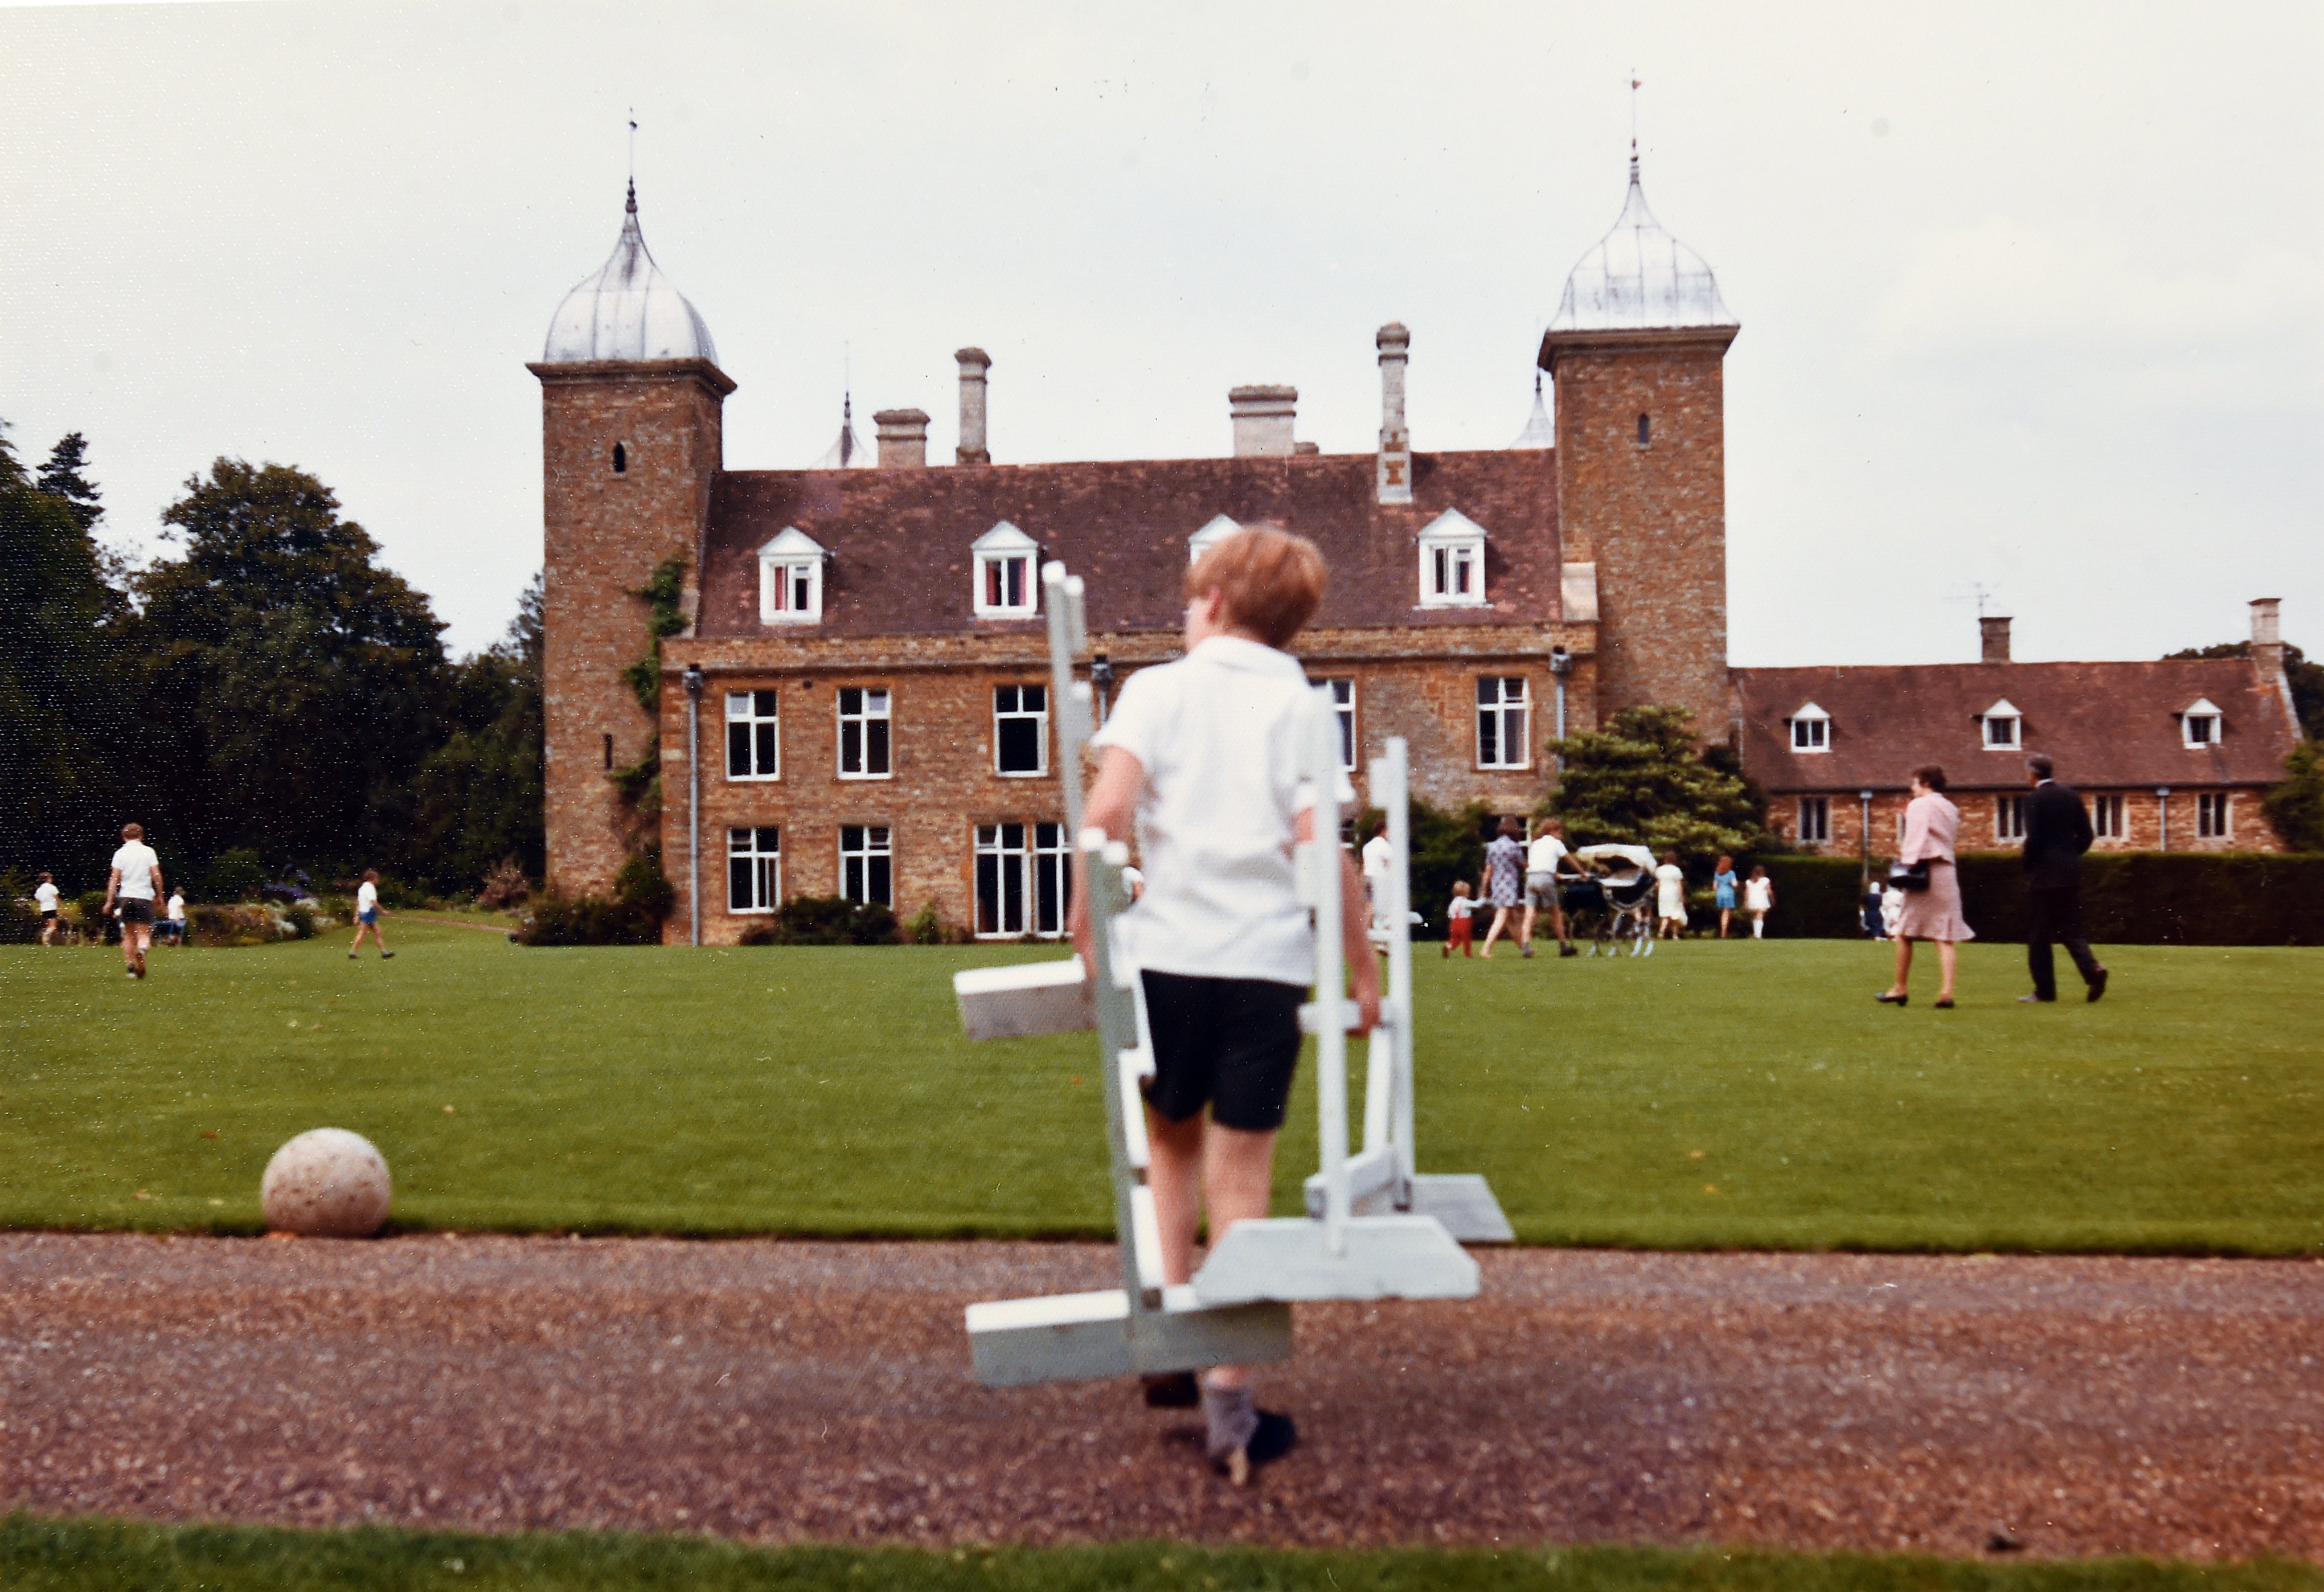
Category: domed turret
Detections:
[
  {"x1": 541, "y1": 182, "x2": 719, "y2": 365},
  {"x1": 1547, "y1": 154, "x2": 1734, "y2": 333}
]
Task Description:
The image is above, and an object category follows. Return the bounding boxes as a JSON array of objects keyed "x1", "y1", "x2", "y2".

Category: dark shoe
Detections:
[
  {"x1": 1521, "y1": 944, "x2": 1535, "y2": 958},
  {"x1": 1216, "y1": 1410, "x2": 1298, "y2": 1485},
  {"x1": 1559, "y1": 944, "x2": 1577, "y2": 958},
  {"x1": 2018, "y1": 994, "x2": 2055, "y2": 1003},
  {"x1": 380, "y1": 950, "x2": 395, "y2": 959},
  {"x1": 1934, "y1": 996, "x2": 1955, "y2": 1009},
  {"x1": 1142, "y1": 1372, "x2": 1199, "y2": 1409},
  {"x1": 1875, "y1": 991, "x2": 1908, "y2": 1006},
  {"x1": 2087, "y1": 968, "x2": 2108, "y2": 1003}
]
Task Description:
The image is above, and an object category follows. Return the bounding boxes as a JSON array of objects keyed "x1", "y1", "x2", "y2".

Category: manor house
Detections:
[{"x1": 532, "y1": 156, "x2": 1740, "y2": 942}]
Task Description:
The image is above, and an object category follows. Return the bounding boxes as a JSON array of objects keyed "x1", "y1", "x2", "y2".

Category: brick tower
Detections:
[
  {"x1": 529, "y1": 182, "x2": 733, "y2": 898},
  {"x1": 1539, "y1": 150, "x2": 1739, "y2": 741}
]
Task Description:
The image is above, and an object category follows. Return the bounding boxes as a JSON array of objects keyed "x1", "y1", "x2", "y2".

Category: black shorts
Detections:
[
  {"x1": 118, "y1": 899, "x2": 155, "y2": 926},
  {"x1": 40, "y1": 910, "x2": 56, "y2": 921},
  {"x1": 1140, "y1": 970, "x2": 1304, "y2": 1133}
]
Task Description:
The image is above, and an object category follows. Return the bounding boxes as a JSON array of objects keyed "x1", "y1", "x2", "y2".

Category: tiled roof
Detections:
[
  {"x1": 694, "y1": 449, "x2": 1561, "y2": 641},
  {"x1": 1733, "y1": 660, "x2": 2300, "y2": 792}
]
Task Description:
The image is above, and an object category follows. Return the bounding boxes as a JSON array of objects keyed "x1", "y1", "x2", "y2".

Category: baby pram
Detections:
[{"x1": 1562, "y1": 843, "x2": 1659, "y2": 958}]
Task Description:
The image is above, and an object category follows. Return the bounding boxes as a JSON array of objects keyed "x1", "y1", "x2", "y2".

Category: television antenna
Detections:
[{"x1": 1945, "y1": 580, "x2": 2004, "y2": 617}]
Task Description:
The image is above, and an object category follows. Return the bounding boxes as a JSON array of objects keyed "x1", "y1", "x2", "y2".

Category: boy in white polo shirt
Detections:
[
  {"x1": 1072, "y1": 525, "x2": 1378, "y2": 1483},
  {"x1": 34, "y1": 873, "x2": 61, "y2": 946},
  {"x1": 102, "y1": 822, "x2": 164, "y2": 979}
]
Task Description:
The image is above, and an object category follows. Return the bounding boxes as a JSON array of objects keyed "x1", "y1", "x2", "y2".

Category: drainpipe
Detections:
[
  {"x1": 1548, "y1": 646, "x2": 1572, "y2": 772},
  {"x1": 2155, "y1": 787, "x2": 2170, "y2": 854},
  {"x1": 1859, "y1": 790, "x2": 1874, "y2": 892},
  {"x1": 684, "y1": 664, "x2": 704, "y2": 946}
]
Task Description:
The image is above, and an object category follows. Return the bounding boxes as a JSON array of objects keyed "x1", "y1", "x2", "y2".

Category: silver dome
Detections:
[
  {"x1": 1548, "y1": 156, "x2": 1735, "y2": 333},
  {"x1": 541, "y1": 183, "x2": 719, "y2": 366}
]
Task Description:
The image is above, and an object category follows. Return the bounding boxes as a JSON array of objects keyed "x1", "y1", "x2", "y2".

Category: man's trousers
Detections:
[{"x1": 2026, "y1": 883, "x2": 2102, "y2": 1001}]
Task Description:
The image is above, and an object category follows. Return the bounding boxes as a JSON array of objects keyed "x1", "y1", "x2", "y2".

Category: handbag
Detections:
[{"x1": 1888, "y1": 859, "x2": 1931, "y2": 893}]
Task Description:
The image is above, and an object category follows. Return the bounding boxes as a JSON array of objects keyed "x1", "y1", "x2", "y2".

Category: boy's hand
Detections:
[{"x1": 1349, "y1": 962, "x2": 1382, "y2": 1034}]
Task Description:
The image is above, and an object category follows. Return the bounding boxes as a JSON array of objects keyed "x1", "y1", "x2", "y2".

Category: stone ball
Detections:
[{"x1": 260, "y1": 1128, "x2": 392, "y2": 1237}]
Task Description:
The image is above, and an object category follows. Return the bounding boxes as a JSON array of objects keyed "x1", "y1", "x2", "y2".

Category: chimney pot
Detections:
[
  {"x1": 873, "y1": 408, "x2": 929, "y2": 470},
  {"x1": 1979, "y1": 615, "x2": 2013, "y2": 664},
  {"x1": 1376, "y1": 322, "x2": 1412, "y2": 504},
  {"x1": 1229, "y1": 385, "x2": 1298, "y2": 458},
  {"x1": 954, "y1": 350, "x2": 990, "y2": 466},
  {"x1": 2251, "y1": 597, "x2": 2282, "y2": 649}
]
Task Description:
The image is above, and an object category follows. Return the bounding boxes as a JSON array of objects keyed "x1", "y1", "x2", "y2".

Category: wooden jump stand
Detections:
[{"x1": 954, "y1": 561, "x2": 1508, "y2": 1390}]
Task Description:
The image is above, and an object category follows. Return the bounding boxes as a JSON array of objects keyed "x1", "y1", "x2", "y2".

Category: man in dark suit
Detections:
[{"x1": 2019, "y1": 754, "x2": 2109, "y2": 1003}]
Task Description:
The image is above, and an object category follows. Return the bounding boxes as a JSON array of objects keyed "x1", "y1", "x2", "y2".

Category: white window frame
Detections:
[
  {"x1": 971, "y1": 521, "x2": 1040, "y2": 619},
  {"x1": 756, "y1": 527, "x2": 826, "y2": 624},
  {"x1": 2092, "y1": 793, "x2": 2125, "y2": 840},
  {"x1": 1997, "y1": 793, "x2": 2028, "y2": 843},
  {"x1": 1311, "y1": 678, "x2": 1356, "y2": 772},
  {"x1": 837, "y1": 686, "x2": 892, "y2": 780},
  {"x1": 974, "y1": 822, "x2": 1032, "y2": 938},
  {"x1": 2182, "y1": 697, "x2": 2223, "y2": 749},
  {"x1": 1032, "y1": 820, "x2": 1072, "y2": 939},
  {"x1": 1798, "y1": 796, "x2": 1831, "y2": 843},
  {"x1": 1789, "y1": 703, "x2": 1831, "y2": 753},
  {"x1": 2197, "y1": 791, "x2": 2231, "y2": 839},
  {"x1": 1475, "y1": 675, "x2": 1531, "y2": 769},
  {"x1": 727, "y1": 826, "x2": 781, "y2": 914},
  {"x1": 1187, "y1": 513, "x2": 1239, "y2": 564},
  {"x1": 1416, "y1": 509, "x2": 1489, "y2": 609},
  {"x1": 724, "y1": 690, "x2": 780, "y2": 782},
  {"x1": 839, "y1": 824, "x2": 893, "y2": 908},
  {"x1": 993, "y1": 683, "x2": 1050, "y2": 778},
  {"x1": 1981, "y1": 699, "x2": 2022, "y2": 750}
]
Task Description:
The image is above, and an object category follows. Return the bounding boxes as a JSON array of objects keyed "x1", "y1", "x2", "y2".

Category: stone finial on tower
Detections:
[
  {"x1": 874, "y1": 408, "x2": 930, "y2": 469},
  {"x1": 955, "y1": 349, "x2": 991, "y2": 466},
  {"x1": 1229, "y1": 385, "x2": 1298, "y2": 458},
  {"x1": 1376, "y1": 322, "x2": 1412, "y2": 505},
  {"x1": 1979, "y1": 616, "x2": 2013, "y2": 664}
]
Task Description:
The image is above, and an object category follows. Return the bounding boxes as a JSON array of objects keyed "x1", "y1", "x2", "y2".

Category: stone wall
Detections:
[
  {"x1": 1767, "y1": 785, "x2": 2286, "y2": 860},
  {"x1": 1544, "y1": 327, "x2": 1736, "y2": 742},
  {"x1": 531, "y1": 359, "x2": 733, "y2": 900},
  {"x1": 658, "y1": 622, "x2": 1599, "y2": 943}
]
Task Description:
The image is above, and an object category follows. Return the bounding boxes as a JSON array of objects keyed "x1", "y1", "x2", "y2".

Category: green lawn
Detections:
[
  {"x1": 1, "y1": 924, "x2": 2318, "y2": 1253},
  {"x1": 4, "y1": 1516, "x2": 2317, "y2": 1592}
]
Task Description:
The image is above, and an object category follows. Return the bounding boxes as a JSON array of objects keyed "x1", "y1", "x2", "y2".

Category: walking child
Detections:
[
  {"x1": 1743, "y1": 865, "x2": 1774, "y2": 939},
  {"x1": 34, "y1": 872, "x2": 60, "y2": 946},
  {"x1": 1654, "y1": 851, "x2": 1687, "y2": 939},
  {"x1": 1443, "y1": 880, "x2": 1475, "y2": 958},
  {"x1": 1070, "y1": 525, "x2": 1377, "y2": 1483},
  {"x1": 1711, "y1": 855, "x2": 1739, "y2": 939},
  {"x1": 349, "y1": 871, "x2": 394, "y2": 959},
  {"x1": 101, "y1": 823, "x2": 163, "y2": 979}
]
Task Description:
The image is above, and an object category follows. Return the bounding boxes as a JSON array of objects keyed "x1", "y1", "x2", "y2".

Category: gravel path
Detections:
[{"x1": 3, "y1": 1234, "x2": 2318, "y2": 1561}]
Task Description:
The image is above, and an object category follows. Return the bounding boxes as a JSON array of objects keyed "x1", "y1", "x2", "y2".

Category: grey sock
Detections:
[{"x1": 1201, "y1": 1382, "x2": 1258, "y2": 1464}]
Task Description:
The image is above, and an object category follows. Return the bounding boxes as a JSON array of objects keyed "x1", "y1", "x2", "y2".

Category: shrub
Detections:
[
  {"x1": 738, "y1": 895, "x2": 899, "y2": 946},
  {"x1": 475, "y1": 856, "x2": 531, "y2": 910},
  {"x1": 904, "y1": 901, "x2": 946, "y2": 945},
  {"x1": 196, "y1": 848, "x2": 266, "y2": 902},
  {"x1": 515, "y1": 847, "x2": 675, "y2": 947}
]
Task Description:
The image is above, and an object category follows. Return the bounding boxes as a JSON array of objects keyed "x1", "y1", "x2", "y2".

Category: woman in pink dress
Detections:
[{"x1": 1876, "y1": 766, "x2": 1974, "y2": 1009}]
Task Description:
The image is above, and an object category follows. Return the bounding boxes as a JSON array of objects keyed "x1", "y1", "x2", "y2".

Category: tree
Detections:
[
  {"x1": 1542, "y1": 704, "x2": 1772, "y2": 863},
  {"x1": 409, "y1": 574, "x2": 546, "y2": 893},
  {"x1": 2164, "y1": 639, "x2": 2324, "y2": 742},
  {"x1": 2264, "y1": 741, "x2": 2324, "y2": 852},
  {"x1": 131, "y1": 458, "x2": 450, "y2": 875},
  {"x1": 0, "y1": 420, "x2": 132, "y2": 888}
]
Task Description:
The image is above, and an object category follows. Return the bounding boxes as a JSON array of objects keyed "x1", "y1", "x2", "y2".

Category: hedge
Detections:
[{"x1": 1756, "y1": 852, "x2": 2324, "y2": 946}]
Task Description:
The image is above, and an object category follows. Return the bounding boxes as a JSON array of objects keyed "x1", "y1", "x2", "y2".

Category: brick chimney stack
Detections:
[
  {"x1": 1980, "y1": 615, "x2": 2013, "y2": 664},
  {"x1": 874, "y1": 408, "x2": 929, "y2": 469},
  {"x1": 1229, "y1": 385, "x2": 1297, "y2": 458},
  {"x1": 2251, "y1": 597, "x2": 2296, "y2": 723},
  {"x1": 954, "y1": 350, "x2": 990, "y2": 465},
  {"x1": 1376, "y1": 322, "x2": 1412, "y2": 504}
]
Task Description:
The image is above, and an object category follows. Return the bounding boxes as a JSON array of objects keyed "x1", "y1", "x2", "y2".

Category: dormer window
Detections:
[
  {"x1": 756, "y1": 527, "x2": 826, "y2": 624},
  {"x1": 972, "y1": 522, "x2": 1039, "y2": 618},
  {"x1": 1789, "y1": 702, "x2": 1831, "y2": 752},
  {"x1": 1980, "y1": 699, "x2": 2022, "y2": 749},
  {"x1": 1188, "y1": 514, "x2": 1239, "y2": 564},
  {"x1": 2181, "y1": 697, "x2": 2223, "y2": 748},
  {"x1": 1416, "y1": 509, "x2": 1489, "y2": 609}
]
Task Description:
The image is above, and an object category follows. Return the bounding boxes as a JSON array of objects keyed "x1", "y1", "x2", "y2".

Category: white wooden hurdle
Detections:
[{"x1": 954, "y1": 561, "x2": 1506, "y2": 1387}]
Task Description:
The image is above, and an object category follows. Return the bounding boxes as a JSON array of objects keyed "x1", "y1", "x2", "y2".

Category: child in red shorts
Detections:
[{"x1": 1443, "y1": 880, "x2": 1475, "y2": 957}]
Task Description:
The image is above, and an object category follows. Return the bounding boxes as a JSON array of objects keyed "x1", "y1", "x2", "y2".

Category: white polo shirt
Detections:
[
  {"x1": 110, "y1": 840, "x2": 160, "y2": 901},
  {"x1": 1526, "y1": 833, "x2": 1567, "y2": 876},
  {"x1": 1091, "y1": 635, "x2": 1354, "y2": 987}
]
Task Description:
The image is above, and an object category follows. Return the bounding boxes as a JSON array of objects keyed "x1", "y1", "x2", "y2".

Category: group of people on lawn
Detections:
[{"x1": 1431, "y1": 820, "x2": 1777, "y2": 958}]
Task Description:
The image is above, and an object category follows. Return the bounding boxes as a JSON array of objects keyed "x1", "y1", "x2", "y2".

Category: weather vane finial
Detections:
[
  {"x1": 1629, "y1": 73, "x2": 1641, "y2": 171},
  {"x1": 626, "y1": 110, "x2": 638, "y2": 211}
]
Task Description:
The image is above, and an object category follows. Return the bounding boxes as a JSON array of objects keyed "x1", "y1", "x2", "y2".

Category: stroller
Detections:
[{"x1": 1562, "y1": 844, "x2": 1659, "y2": 957}]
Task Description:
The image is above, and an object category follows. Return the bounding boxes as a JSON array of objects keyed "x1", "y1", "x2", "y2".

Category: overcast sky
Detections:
[{"x1": 4, "y1": 2, "x2": 2319, "y2": 664}]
